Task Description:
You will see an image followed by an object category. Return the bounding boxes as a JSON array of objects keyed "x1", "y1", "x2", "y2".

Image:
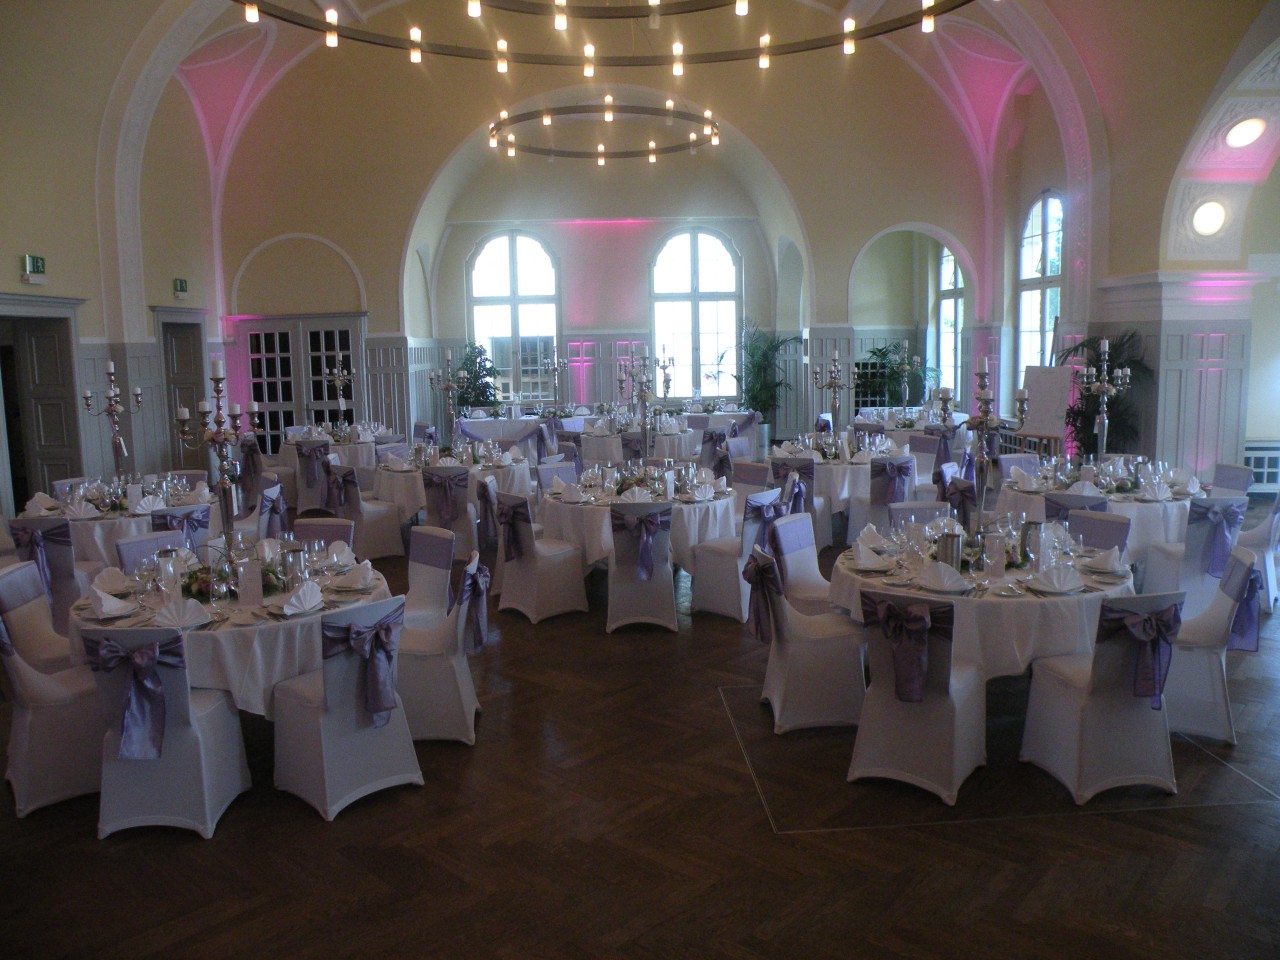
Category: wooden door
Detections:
[
  {"x1": 15, "y1": 319, "x2": 81, "y2": 492},
  {"x1": 163, "y1": 321, "x2": 206, "y2": 469}
]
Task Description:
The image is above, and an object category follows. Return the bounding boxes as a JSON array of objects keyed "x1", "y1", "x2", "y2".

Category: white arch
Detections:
[{"x1": 230, "y1": 234, "x2": 368, "y2": 315}]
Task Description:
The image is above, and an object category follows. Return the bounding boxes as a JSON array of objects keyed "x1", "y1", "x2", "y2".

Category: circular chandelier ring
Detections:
[
  {"x1": 480, "y1": 1, "x2": 737, "y2": 17},
  {"x1": 492, "y1": 104, "x2": 718, "y2": 160},
  {"x1": 233, "y1": 0, "x2": 979, "y2": 67}
]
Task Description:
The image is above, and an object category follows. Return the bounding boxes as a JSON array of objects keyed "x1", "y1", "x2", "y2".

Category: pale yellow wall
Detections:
[
  {"x1": 233, "y1": 237, "x2": 363, "y2": 316},
  {"x1": 1245, "y1": 167, "x2": 1280, "y2": 440},
  {"x1": 850, "y1": 231, "x2": 918, "y2": 330}
]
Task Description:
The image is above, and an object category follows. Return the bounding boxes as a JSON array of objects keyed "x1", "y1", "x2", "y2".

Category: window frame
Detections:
[
  {"x1": 1016, "y1": 191, "x2": 1064, "y2": 384},
  {"x1": 933, "y1": 244, "x2": 965, "y2": 394}
]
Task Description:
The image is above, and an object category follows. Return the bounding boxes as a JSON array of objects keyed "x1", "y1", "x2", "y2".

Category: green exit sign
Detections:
[{"x1": 23, "y1": 255, "x2": 44, "y2": 275}]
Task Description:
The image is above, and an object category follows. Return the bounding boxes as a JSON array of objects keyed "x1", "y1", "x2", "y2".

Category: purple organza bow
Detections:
[
  {"x1": 741, "y1": 552, "x2": 783, "y2": 644},
  {"x1": 874, "y1": 459, "x2": 913, "y2": 504},
  {"x1": 475, "y1": 480, "x2": 498, "y2": 544},
  {"x1": 409, "y1": 530, "x2": 454, "y2": 569},
  {"x1": 298, "y1": 442, "x2": 329, "y2": 488},
  {"x1": 1221, "y1": 556, "x2": 1263, "y2": 653},
  {"x1": 612, "y1": 510, "x2": 669, "y2": 581},
  {"x1": 459, "y1": 563, "x2": 491, "y2": 653},
  {"x1": 870, "y1": 597, "x2": 932, "y2": 703},
  {"x1": 1099, "y1": 604, "x2": 1181, "y2": 709},
  {"x1": 746, "y1": 498, "x2": 790, "y2": 552},
  {"x1": 239, "y1": 435, "x2": 262, "y2": 492},
  {"x1": 85, "y1": 633, "x2": 186, "y2": 760},
  {"x1": 321, "y1": 604, "x2": 403, "y2": 728},
  {"x1": 153, "y1": 509, "x2": 210, "y2": 551},
  {"x1": 497, "y1": 499, "x2": 530, "y2": 562},
  {"x1": 813, "y1": 417, "x2": 831, "y2": 434},
  {"x1": 713, "y1": 444, "x2": 734, "y2": 482},
  {"x1": 264, "y1": 490, "x2": 289, "y2": 537},
  {"x1": 787, "y1": 477, "x2": 807, "y2": 516},
  {"x1": 423, "y1": 470, "x2": 468, "y2": 528},
  {"x1": 946, "y1": 478, "x2": 976, "y2": 531},
  {"x1": 923, "y1": 423, "x2": 953, "y2": 466},
  {"x1": 622, "y1": 433, "x2": 644, "y2": 460},
  {"x1": 323, "y1": 469, "x2": 360, "y2": 517},
  {"x1": 1190, "y1": 501, "x2": 1245, "y2": 578},
  {"x1": 10, "y1": 526, "x2": 52, "y2": 598}
]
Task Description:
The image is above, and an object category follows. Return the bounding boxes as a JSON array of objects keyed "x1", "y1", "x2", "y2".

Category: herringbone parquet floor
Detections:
[{"x1": 3, "y1": 520, "x2": 1279, "y2": 959}]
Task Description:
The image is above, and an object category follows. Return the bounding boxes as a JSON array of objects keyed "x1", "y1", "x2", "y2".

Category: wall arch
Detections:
[{"x1": 230, "y1": 234, "x2": 367, "y2": 315}]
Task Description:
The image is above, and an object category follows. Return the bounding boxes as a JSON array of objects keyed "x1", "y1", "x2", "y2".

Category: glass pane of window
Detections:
[
  {"x1": 940, "y1": 247, "x2": 960, "y2": 291},
  {"x1": 472, "y1": 236, "x2": 511, "y2": 298},
  {"x1": 1021, "y1": 227, "x2": 1043, "y2": 279},
  {"x1": 653, "y1": 233, "x2": 692, "y2": 294},
  {"x1": 696, "y1": 233, "x2": 736, "y2": 293},
  {"x1": 654, "y1": 301, "x2": 694, "y2": 397},
  {"x1": 517, "y1": 302, "x2": 556, "y2": 339},
  {"x1": 698, "y1": 301, "x2": 738, "y2": 395},
  {"x1": 515, "y1": 235, "x2": 555, "y2": 296},
  {"x1": 1045, "y1": 197, "x2": 1064, "y2": 278}
]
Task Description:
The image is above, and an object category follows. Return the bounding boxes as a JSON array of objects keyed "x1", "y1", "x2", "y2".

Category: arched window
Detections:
[
  {"x1": 651, "y1": 229, "x2": 742, "y2": 398},
  {"x1": 467, "y1": 231, "x2": 559, "y2": 400},
  {"x1": 935, "y1": 245, "x2": 964, "y2": 392},
  {"x1": 1017, "y1": 192, "x2": 1063, "y2": 384}
]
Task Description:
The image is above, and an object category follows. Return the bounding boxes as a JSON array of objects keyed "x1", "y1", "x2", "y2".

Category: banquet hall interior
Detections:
[{"x1": 4, "y1": 1, "x2": 1280, "y2": 956}]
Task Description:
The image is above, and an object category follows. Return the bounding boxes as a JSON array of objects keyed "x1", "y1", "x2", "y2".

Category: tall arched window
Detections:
[
  {"x1": 467, "y1": 231, "x2": 559, "y2": 400},
  {"x1": 935, "y1": 245, "x2": 964, "y2": 392},
  {"x1": 1017, "y1": 192, "x2": 1063, "y2": 385},
  {"x1": 651, "y1": 229, "x2": 742, "y2": 398}
]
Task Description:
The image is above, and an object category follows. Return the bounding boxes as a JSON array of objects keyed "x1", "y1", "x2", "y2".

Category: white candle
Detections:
[
  {"x1": 1100, "y1": 339, "x2": 1109, "y2": 353},
  {"x1": 639, "y1": 343, "x2": 649, "y2": 357},
  {"x1": 133, "y1": 386, "x2": 142, "y2": 396},
  {"x1": 446, "y1": 348, "x2": 453, "y2": 363},
  {"x1": 902, "y1": 339, "x2": 908, "y2": 350},
  {"x1": 1015, "y1": 388, "x2": 1028, "y2": 400},
  {"x1": 833, "y1": 349, "x2": 840, "y2": 361},
  {"x1": 338, "y1": 396, "x2": 346, "y2": 411},
  {"x1": 979, "y1": 356, "x2": 989, "y2": 374},
  {"x1": 176, "y1": 406, "x2": 189, "y2": 420},
  {"x1": 247, "y1": 401, "x2": 259, "y2": 412},
  {"x1": 1086, "y1": 366, "x2": 1095, "y2": 376},
  {"x1": 979, "y1": 388, "x2": 993, "y2": 400},
  {"x1": 105, "y1": 360, "x2": 115, "y2": 374},
  {"x1": 938, "y1": 387, "x2": 952, "y2": 400},
  {"x1": 211, "y1": 359, "x2": 225, "y2": 378},
  {"x1": 197, "y1": 400, "x2": 210, "y2": 413},
  {"x1": 229, "y1": 403, "x2": 241, "y2": 415},
  {"x1": 82, "y1": 389, "x2": 91, "y2": 399}
]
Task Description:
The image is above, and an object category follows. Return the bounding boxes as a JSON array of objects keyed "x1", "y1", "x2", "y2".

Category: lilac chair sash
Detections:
[
  {"x1": 702, "y1": 430, "x2": 733, "y2": 481},
  {"x1": 458, "y1": 563, "x2": 491, "y2": 654},
  {"x1": 151, "y1": 507, "x2": 210, "y2": 551},
  {"x1": 1189, "y1": 500, "x2": 1245, "y2": 578},
  {"x1": 1098, "y1": 603, "x2": 1182, "y2": 709},
  {"x1": 610, "y1": 508, "x2": 671, "y2": 581},
  {"x1": 771, "y1": 460, "x2": 814, "y2": 515},
  {"x1": 423, "y1": 470, "x2": 469, "y2": 529},
  {"x1": 741, "y1": 551, "x2": 784, "y2": 644},
  {"x1": 770, "y1": 515, "x2": 813, "y2": 560},
  {"x1": 475, "y1": 479, "x2": 498, "y2": 544},
  {"x1": 866, "y1": 596, "x2": 932, "y2": 703},
  {"x1": 922, "y1": 423, "x2": 954, "y2": 467},
  {"x1": 1221, "y1": 553, "x2": 1263, "y2": 653},
  {"x1": 745, "y1": 498, "x2": 790, "y2": 552},
  {"x1": 10, "y1": 520, "x2": 73, "y2": 600},
  {"x1": 84, "y1": 632, "x2": 186, "y2": 760},
  {"x1": 409, "y1": 530, "x2": 454, "y2": 569},
  {"x1": 1042, "y1": 493, "x2": 1107, "y2": 523},
  {"x1": 239, "y1": 435, "x2": 263, "y2": 494},
  {"x1": 497, "y1": 498, "x2": 532, "y2": 562},
  {"x1": 262, "y1": 488, "x2": 289, "y2": 538},
  {"x1": 323, "y1": 467, "x2": 360, "y2": 517},
  {"x1": 413, "y1": 423, "x2": 438, "y2": 445},
  {"x1": 946, "y1": 477, "x2": 976, "y2": 531},
  {"x1": 871, "y1": 457, "x2": 913, "y2": 504},
  {"x1": 321, "y1": 602, "x2": 404, "y2": 729},
  {"x1": 555, "y1": 431, "x2": 583, "y2": 472},
  {"x1": 296, "y1": 440, "x2": 331, "y2": 489},
  {"x1": 813, "y1": 417, "x2": 831, "y2": 434}
]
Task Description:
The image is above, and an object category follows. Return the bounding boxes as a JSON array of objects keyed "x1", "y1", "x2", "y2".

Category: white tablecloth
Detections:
[
  {"x1": 652, "y1": 430, "x2": 701, "y2": 462},
  {"x1": 581, "y1": 433, "x2": 625, "y2": 468},
  {"x1": 828, "y1": 559, "x2": 1133, "y2": 680},
  {"x1": 372, "y1": 462, "x2": 533, "y2": 525},
  {"x1": 768, "y1": 455, "x2": 920, "y2": 520},
  {"x1": 541, "y1": 495, "x2": 735, "y2": 572},
  {"x1": 64, "y1": 513, "x2": 154, "y2": 568},
  {"x1": 283, "y1": 439, "x2": 377, "y2": 513}
]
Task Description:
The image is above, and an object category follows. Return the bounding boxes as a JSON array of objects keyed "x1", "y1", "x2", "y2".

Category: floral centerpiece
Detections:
[{"x1": 182, "y1": 562, "x2": 287, "y2": 600}]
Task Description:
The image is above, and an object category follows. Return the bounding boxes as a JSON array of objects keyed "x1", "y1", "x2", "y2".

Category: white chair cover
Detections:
[
  {"x1": 272, "y1": 596, "x2": 423, "y2": 820},
  {"x1": 1144, "y1": 495, "x2": 1247, "y2": 620},
  {"x1": 115, "y1": 530, "x2": 187, "y2": 574},
  {"x1": 9, "y1": 516, "x2": 90, "y2": 636},
  {"x1": 994, "y1": 453, "x2": 1040, "y2": 492},
  {"x1": 1043, "y1": 492, "x2": 1108, "y2": 523},
  {"x1": 691, "y1": 489, "x2": 783, "y2": 623},
  {"x1": 770, "y1": 458, "x2": 832, "y2": 549},
  {"x1": 82, "y1": 626, "x2": 250, "y2": 838},
  {"x1": 293, "y1": 438, "x2": 332, "y2": 514},
  {"x1": 1068, "y1": 509, "x2": 1131, "y2": 554},
  {"x1": 865, "y1": 455, "x2": 914, "y2": 535},
  {"x1": 406, "y1": 526, "x2": 454, "y2": 631},
  {"x1": 150, "y1": 503, "x2": 211, "y2": 554},
  {"x1": 495, "y1": 491, "x2": 587, "y2": 623},
  {"x1": 1236, "y1": 497, "x2": 1280, "y2": 612},
  {"x1": 293, "y1": 517, "x2": 356, "y2": 548},
  {"x1": 422, "y1": 465, "x2": 478, "y2": 559},
  {"x1": 319, "y1": 462, "x2": 403, "y2": 560},
  {"x1": 233, "y1": 481, "x2": 288, "y2": 542},
  {"x1": 1211, "y1": 462, "x2": 1253, "y2": 494},
  {"x1": 0, "y1": 560, "x2": 73, "y2": 674},
  {"x1": 770, "y1": 512, "x2": 832, "y2": 616},
  {"x1": 606, "y1": 503, "x2": 676, "y2": 633}
]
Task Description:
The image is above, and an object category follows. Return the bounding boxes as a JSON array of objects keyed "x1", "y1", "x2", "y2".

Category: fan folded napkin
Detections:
[
  {"x1": 1009, "y1": 466, "x2": 1042, "y2": 489},
  {"x1": 172, "y1": 547, "x2": 200, "y2": 570},
  {"x1": 714, "y1": 476, "x2": 728, "y2": 492},
  {"x1": 89, "y1": 587, "x2": 135, "y2": 619},
  {"x1": 328, "y1": 541, "x2": 357, "y2": 566},
  {"x1": 133, "y1": 494, "x2": 166, "y2": 514},
  {"x1": 561, "y1": 483, "x2": 585, "y2": 503},
  {"x1": 917, "y1": 561, "x2": 968, "y2": 592},
  {"x1": 692, "y1": 484, "x2": 715, "y2": 502},
  {"x1": 695, "y1": 467, "x2": 717, "y2": 485},
  {"x1": 382, "y1": 455, "x2": 408, "y2": 471},
  {"x1": 64, "y1": 500, "x2": 100, "y2": 520},
  {"x1": 93, "y1": 567, "x2": 132, "y2": 595},
  {"x1": 437, "y1": 457, "x2": 460, "y2": 466},
  {"x1": 857, "y1": 524, "x2": 890, "y2": 551},
  {"x1": 27, "y1": 492, "x2": 60, "y2": 512},
  {"x1": 1031, "y1": 565, "x2": 1084, "y2": 593},
  {"x1": 880, "y1": 441, "x2": 901, "y2": 457},
  {"x1": 153, "y1": 598, "x2": 210, "y2": 629},
  {"x1": 375, "y1": 428, "x2": 392, "y2": 438},
  {"x1": 1139, "y1": 482, "x2": 1173, "y2": 502},
  {"x1": 331, "y1": 559, "x2": 374, "y2": 589},
  {"x1": 849, "y1": 543, "x2": 891, "y2": 570},
  {"x1": 541, "y1": 454, "x2": 564, "y2": 464},
  {"x1": 1067, "y1": 480, "x2": 1102, "y2": 495},
  {"x1": 282, "y1": 581, "x2": 324, "y2": 616},
  {"x1": 851, "y1": 448, "x2": 872, "y2": 464},
  {"x1": 1082, "y1": 546, "x2": 1125, "y2": 573},
  {"x1": 620, "y1": 486, "x2": 653, "y2": 503},
  {"x1": 550, "y1": 476, "x2": 567, "y2": 495},
  {"x1": 499, "y1": 451, "x2": 513, "y2": 466}
]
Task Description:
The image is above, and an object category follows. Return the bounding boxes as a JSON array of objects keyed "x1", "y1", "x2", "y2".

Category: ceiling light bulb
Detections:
[
  {"x1": 759, "y1": 35, "x2": 770, "y2": 69},
  {"x1": 543, "y1": 113, "x2": 552, "y2": 126},
  {"x1": 598, "y1": 144, "x2": 606, "y2": 166},
  {"x1": 507, "y1": 133, "x2": 515, "y2": 157},
  {"x1": 489, "y1": 131, "x2": 498, "y2": 148},
  {"x1": 325, "y1": 7, "x2": 338, "y2": 46},
  {"x1": 245, "y1": 3, "x2": 259, "y2": 23},
  {"x1": 736, "y1": 1, "x2": 748, "y2": 14},
  {"x1": 711, "y1": 130, "x2": 720, "y2": 145},
  {"x1": 497, "y1": 39, "x2": 507, "y2": 73},
  {"x1": 1192, "y1": 200, "x2": 1227, "y2": 236},
  {"x1": 844, "y1": 18, "x2": 856, "y2": 54},
  {"x1": 409, "y1": 26, "x2": 421, "y2": 44},
  {"x1": 672, "y1": 43, "x2": 684, "y2": 77},
  {"x1": 410, "y1": 47, "x2": 421, "y2": 63},
  {"x1": 555, "y1": 13, "x2": 567, "y2": 30},
  {"x1": 1226, "y1": 118, "x2": 1266, "y2": 148},
  {"x1": 649, "y1": 142, "x2": 657, "y2": 164},
  {"x1": 665, "y1": 99, "x2": 674, "y2": 125},
  {"x1": 689, "y1": 132, "x2": 697, "y2": 142},
  {"x1": 468, "y1": 1, "x2": 481, "y2": 17},
  {"x1": 584, "y1": 43, "x2": 595, "y2": 77},
  {"x1": 605, "y1": 95, "x2": 614, "y2": 122},
  {"x1": 325, "y1": 8, "x2": 338, "y2": 24},
  {"x1": 704, "y1": 109, "x2": 713, "y2": 135},
  {"x1": 922, "y1": 0, "x2": 935, "y2": 34}
]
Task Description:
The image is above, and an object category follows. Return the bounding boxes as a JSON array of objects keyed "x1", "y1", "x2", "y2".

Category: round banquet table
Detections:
[
  {"x1": 652, "y1": 429, "x2": 701, "y2": 462},
  {"x1": 581, "y1": 433, "x2": 626, "y2": 469},
  {"x1": 768, "y1": 454, "x2": 920, "y2": 525},
  {"x1": 828, "y1": 556, "x2": 1134, "y2": 681},
  {"x1": 69, "y1": 571, "x2": 391, "y2": 718},
  {"x1": 372, "y1": 462, "x2": 533, "y2": 525},
  {"x1": 283, "y1": 439, "x2": 377, "y2": 513},
  {"x1": 540, "y1": 493, "x2": 735, "y2": 573}
]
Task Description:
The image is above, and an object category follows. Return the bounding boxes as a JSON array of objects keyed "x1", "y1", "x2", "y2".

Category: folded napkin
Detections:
[
  {"x1": 93, "y1": 566, "x2": 132, "y2": 595},
  {"x1": 1139, "y1": 482, "x2": 1173, "y2": 502},
  {"x1": 437, "y1": 456, "x2": 460, "y2": 466},
  {"x1": 620, "y1": 486, "x2": 653, "y2": 503},
  {"x1": 64, "y1": 500, "x2": 100, "y2": 520},
  {"x1": 328, "y1": 541, "x2": 357, "y2": 566},
  {"x1": 189, "y1": 486, "x2": 214, "y2": 504},
  {"x1": 880, "y1": 441, "x2": 901, "y2": 457},
  {"x1": 917, "y1": 561, "x2": 968, "y2": 592},
  {"x1": 1010, "y1": 466, "x2": 1042, "y2": 488},
  {"x1": 661, "y1": 421, "x2": 679, "y2": 435},
  {"x1": 857, "y1": 524, "x2": 890, "y2": 551},
  {"x1": 1179, "y1": 476, "x2": 1201, "y2": 495},
  {"x1": 714, "y1": 477, "x2": 728, "y2": 492},
  {"x1": 1067, "y1": 480, "x2": 1102, "y2": 496},
  {"x1": 695, "y1": 467, "x2": 716, "y2": 485},
  {"x1": 1031, "y1": 565, "x2": 1084, "y2": 593},
  {"x1": 851, "y1": 448, "x2": 872, "y2": 464},
  {"x1": 550, "y1": 476, "x2": 567, "y2": 495},
  {"x1": 331, "y1": 559, "x2": 374, "y2": 589},
  {"x1": 1082, "y1": 546, "x2": 1125, "y2": 573},
  {"x1": 509, "y1": 447, "x2": 524, "y2": 461},
  {"x1": 561, "y1": 483, "x2": 585, "y2": 503},
  {"x1": 133, "y1": 494, "x2": 166, "y2": 514},
  {"x1": 89, "y1": 586, "x2": 135, "y2": 619},
  {"x1": 691, "y1": 484, "x2": 714, "y2": 502},
  {"x1": 849, "y1": 543, "x2": 891, "y2": 570},
  {"x1": 376, "y1": 428, "x2": 392, "y2": 438},
  {"x1": 592, "y1": 422, "x2": 612, "y2": 437},
  {"x1": 153, "y1": 598, "x2": 209, "y2": 629},
  {"x1": 26, "y1": 492, "x2": 59, "y2": 512},
  {"x1": 383, "y1": 454, "x2": 408, "y2": 471},
  {"x1": 500, "y1": 451, "x2": 513, "y2": 466},
  {"x1": 256, "y1": 538, "x2": 281, "y2": 563},
  {"x1": 282, "y1": 581, "x2": 324, "y2": 616}
]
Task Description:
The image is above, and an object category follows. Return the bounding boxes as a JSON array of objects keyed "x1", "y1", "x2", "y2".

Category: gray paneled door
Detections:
[
  {"x1": 163, "y1": 321, "x2": 206, "y2": 469},
  {"x1": 16, "y1": 319, "x2": 81, "y2": 491}
]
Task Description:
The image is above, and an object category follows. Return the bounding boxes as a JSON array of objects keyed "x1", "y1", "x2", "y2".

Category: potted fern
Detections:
[{"x1": 1057, "y1": 330, "x2": 1152, "y2": 457}]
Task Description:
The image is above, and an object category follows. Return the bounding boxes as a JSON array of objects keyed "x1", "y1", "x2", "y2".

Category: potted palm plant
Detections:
[
  {"x1": 861, "y1": 341, "x2": 940, "y2": 407},
  {"x1": 734, "y1": 322, "x2": 800, "y2": 457},
  {"x1": 1057, "y1": 330, "x2": 1152, "y2": 457},
  {"x1": 453, "y1": 342, "x2": 499, "y2": 413}
]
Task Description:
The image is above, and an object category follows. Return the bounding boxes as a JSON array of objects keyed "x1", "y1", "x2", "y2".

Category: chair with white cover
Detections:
[
  {"x1": 606, "y1": 503, "x2": 677, "y2": 633},
  {"x1": 412, "y1": 422, "x2": 438, "y2": 446},
  {"x1": 150, "y1": 503, "x2": 211, "y2": 555},
  {"x1": 1069, "y1": 509, "x2": 1131, "y2": 554},
  {"x1": 272, "y1": 596, "x2": 423, "y2": 820},
  {"x1": 406, "y1": 526, "x2": 454, "y2": 631},
  {"x1": 770, "y1": 512, "x2": 833, "y2": 616},
  {"x1": 495, "y1": 491, "x2": 588, "y2": 623},
  {"x1": 293, "y1": 438, "x2": 332, "y2": 514},
  {"x1": 422, "y1": 465, "x2": 479, "y2": 559},
  {"x1": 1236, "y1": 496, "x2": 1280, "y2": 612},
  {"x1": 770, "y1": 458, "x2": 832, "y2": 549},
  {"x1": 1163, "y1": 547, "x2": 1260, "y2": 744},
  {"x1": 733, "y1": 461, "x2": 772, "y2": 532},
  {"x1": 744, "y1": 547, "x2": 866, "y2": 734},
  {"x1": 699, "y1": 429, "x2": 735, "y2": 483},
  {"x1": 904, "y1": 433, "x2": 943, "y2": 502},
  {"x1": 1211, "y1": 462, "x2": 1254, "y2": 496},
  {"x1": 0, "y1": 560, "x2": 75, "y2": 676},
  {"x1": 234, "y1": 481, "x2": 289, "y2": 542},
  {"x1": 0, "y1": 564, "x2": 102, "y2": 816},
  {"x1": 994, "y1": 453, "x2": 1041, "y2": 493},
  {"x1": 1144, "y1": 496, "x2": 1248, "y2": 619},
  {"x1": 115, "y1": 530, "x2": 188, "y2": 575},
  {"x1": 536, "y1": 461, "x2": 579, "y2": 503},
  {"x1": 82, "y1": 626, "x2": 250, "y2": 838},
  {"x1": 1043, "y1": 492, "x2": 1108, "y2": 523},
  {"x1": 397, "y1": 551, "x2": 487, "y2": 744},
  {"x1": 9, "y1": 517, "x2": 94, "y2": 636},
  {"x1": 320, "y1": 462, "x2": 403, "y2": 560},
  {"x1": 888, "y1": 501, "x2": 950, "y2": 529},
  {"x1": 292, "y1": 517, "x2": 355, "y2": 548},
  {"x1": 1019, "y1": 591, "x2": 1185, "y2": 804},
  {"x1": 848, "y1": 590, "x2": 985, "y2": 805},
  {"x1": 863, "y1": 455, "x2": 914, "y2": 535},
  {"x1": 691, "y1": 489, "x2": 784, "y2": 622}
]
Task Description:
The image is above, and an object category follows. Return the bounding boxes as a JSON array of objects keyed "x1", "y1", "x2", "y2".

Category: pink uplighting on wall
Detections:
[{"x1": 554, "y1": 220, "x2": 658, "y2": 331}]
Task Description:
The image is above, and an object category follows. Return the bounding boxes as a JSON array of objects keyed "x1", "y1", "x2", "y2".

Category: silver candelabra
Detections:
[
  {"x1": 964, "y1": 364, "x2": 1028, "y2": 532},
  {"x1": 324, "y1": 365, "x2": 354, "y2": 414},
  {"x1": 1077, "y1": 339, "x2": 1131, "y2": 459},
  {"x1": 541, "y1": 353, "x2": 568, "y2": 407},
  {"x1": 618, "y1": 350, "x2": 655, "y2": 459},
  {"x1": 174, "y1": 367, "x2": 258, "y2": 538},
  {"x1": 82, "y1": 361, "x2": 143, "y2": 476},
  {"x1": 811, "y1": 353, "x2": 853, "y2": 438},
  {"x1": 657, "y1": 351, "x2": 676, "y2": 400},
  {"x1": 429, "y1": 359, "x2": 463, "y2": 442}
]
